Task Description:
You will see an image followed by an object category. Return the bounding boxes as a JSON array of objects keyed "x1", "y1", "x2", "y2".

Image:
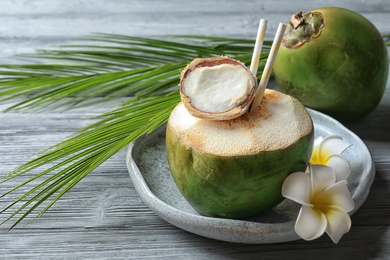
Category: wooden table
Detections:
[{"x1": 0, "y1": 1, "x2": 389, "y2": 259}]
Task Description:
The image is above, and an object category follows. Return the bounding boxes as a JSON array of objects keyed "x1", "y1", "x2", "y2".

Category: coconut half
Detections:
[{"x1": 180, "y1": 56, "x2": 257, "y2": 120}]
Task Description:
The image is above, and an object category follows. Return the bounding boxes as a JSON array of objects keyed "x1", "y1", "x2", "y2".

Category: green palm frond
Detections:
[
  {"x1": 0, "y1": 34, "x2": 268, "y2": 112},
  {"x1": 0, "y1": 34, "x2": 272, "y2": 228},
  {"x1": 1, "y1": 91, "x2": 180, "y2": 228}
]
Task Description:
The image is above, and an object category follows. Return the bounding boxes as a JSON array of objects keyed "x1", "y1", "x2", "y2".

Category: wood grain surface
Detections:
[{"x1": 0, "y1": 1, "x2": 389, "y2": 259}]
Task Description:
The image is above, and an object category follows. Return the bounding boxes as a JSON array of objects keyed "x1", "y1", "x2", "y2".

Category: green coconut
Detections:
[
  {"x1": 273, "y1": 7, "x2": 389, "y2": 121},
  {"x1": 166, "y1": 56, "x2": 314, "y2": 218}
]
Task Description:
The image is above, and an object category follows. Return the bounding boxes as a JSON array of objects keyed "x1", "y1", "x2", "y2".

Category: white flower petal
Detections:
[
  {"x1": 320, "y1": 135, "x2": 352, "y2": 156},
  {"x1": 326, "y1": 155, "x2": 352, "y2": 181},
  {"x1": 324, "y1": 205, "x2": 352, "y2": 244},
  {"x1": 314, "y1": 136, "x2": 324, "y2": 146},
  {"x1": 313, "y1": 180, "x2": 355, "y2": 213},
  {"x1": 295, "y1": 205, "x2": 327, "y2": 241},
  {"x1": 310, "y1": 136, "x2": 324, "y2": 163},
  {"x1": 310, "y1": 165, "x2": 336, "y2": 197},
  {"x1": 282, "y1": 172, "x2": 311, "y2": 206}
]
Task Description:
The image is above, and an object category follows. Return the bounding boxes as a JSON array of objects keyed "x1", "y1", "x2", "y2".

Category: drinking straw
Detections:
[
  {"x1": 250, "y1": 23, "x2": 287, "y2": 112},
  {"x1": 249, "y1": 19, "x2": 268, "y2": 76}
]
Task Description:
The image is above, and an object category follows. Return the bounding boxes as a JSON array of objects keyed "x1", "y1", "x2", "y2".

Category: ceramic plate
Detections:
[{"x1": 126, "y1": 109, "x2": 375, "y2": 244}]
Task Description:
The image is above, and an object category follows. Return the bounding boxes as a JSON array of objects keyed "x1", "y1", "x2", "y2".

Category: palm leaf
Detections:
[
  {"x1": 0, "y1": 34, "x2": 272, "y2": 228},
  {"x1": 1, "y1": 91, "x2": 180, "y2": 228}
]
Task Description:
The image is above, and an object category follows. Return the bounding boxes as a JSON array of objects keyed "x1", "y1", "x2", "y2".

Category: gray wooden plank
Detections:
[{"x1": 0, "y1": 0, "x2": 389, "y2": 63}]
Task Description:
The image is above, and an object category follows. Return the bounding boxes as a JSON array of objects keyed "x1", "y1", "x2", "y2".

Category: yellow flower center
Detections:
[{"x1": 310, "y1": 147, "x2": 330, "y2": 165}]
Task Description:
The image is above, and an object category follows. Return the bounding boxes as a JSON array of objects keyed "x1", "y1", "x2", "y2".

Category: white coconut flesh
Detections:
[
  {"x1": 181, "y1": 64, "x2": 253, "y2": 113},
  {"x1": 180, "y1": 57, "x2": 257, "y2": 120},
  {"x1": 168, "y1": 89, "x2": 313, "y2": 156}
]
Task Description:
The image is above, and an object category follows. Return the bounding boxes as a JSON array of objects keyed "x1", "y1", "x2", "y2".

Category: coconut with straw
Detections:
[{"x1": 165, "y1": 21, "x2": 314, "y2": 219}]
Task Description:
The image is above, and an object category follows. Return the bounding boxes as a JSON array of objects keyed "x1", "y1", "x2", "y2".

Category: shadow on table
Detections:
[{"x1": 344, "y1": 102, "x2": 390, "y2": 143}]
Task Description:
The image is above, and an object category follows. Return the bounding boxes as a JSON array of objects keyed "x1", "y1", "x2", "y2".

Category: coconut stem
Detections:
[
  {"x1": 250, "y1": 23, "x2": 287, "y2": 112},
  {"x1": 250, "y1": 19, "x2": 268, "y2": 76},
  {"x1": 282, "y1": 11, "x2": 324, "y2": 49},
  {"x1": 290, "y1": 11, "x2": 304, "y2": 29}
]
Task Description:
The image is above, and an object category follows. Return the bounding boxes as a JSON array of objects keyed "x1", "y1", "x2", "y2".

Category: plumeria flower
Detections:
[
  {"x1": 310, "y1": 135, "x2": 352, "y2": 181},
  {"x1": 282, "y1": 164, "x2": 355, "y2": 244}
]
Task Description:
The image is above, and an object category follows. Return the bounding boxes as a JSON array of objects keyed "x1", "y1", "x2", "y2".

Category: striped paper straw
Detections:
[{"x1": 250, "y1": 23, "x2": 287, "y2": 112}]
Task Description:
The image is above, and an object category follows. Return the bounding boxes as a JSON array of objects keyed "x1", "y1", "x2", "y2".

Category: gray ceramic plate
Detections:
[{"x1": 126, "y1": 109, "x2": 375, "y2": 244}]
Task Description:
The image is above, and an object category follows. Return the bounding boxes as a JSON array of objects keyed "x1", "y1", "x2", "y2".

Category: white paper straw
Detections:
[
  {"x1": 250, "y1": 23, "x2": 287, "y2": 112},
  {"x1": 249, "y1": 19, "x2": 268, "y2": 76}
]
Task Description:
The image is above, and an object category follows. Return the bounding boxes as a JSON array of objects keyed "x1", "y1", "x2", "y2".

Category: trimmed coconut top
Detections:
[
  {"x1": 182, "y1": 64, "x2": 252, "y2": 112},
  {"x1": 180, "y1": 57, "x2": 257, "y2": 120},
  {"x1": 168, "y1": 89, "x2": 313, "y2": 156}
]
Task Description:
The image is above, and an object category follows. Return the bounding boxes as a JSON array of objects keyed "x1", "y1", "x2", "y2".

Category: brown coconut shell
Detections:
[{"x1": 180, "y1": 56, "x2": 257, "y2": 120}]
